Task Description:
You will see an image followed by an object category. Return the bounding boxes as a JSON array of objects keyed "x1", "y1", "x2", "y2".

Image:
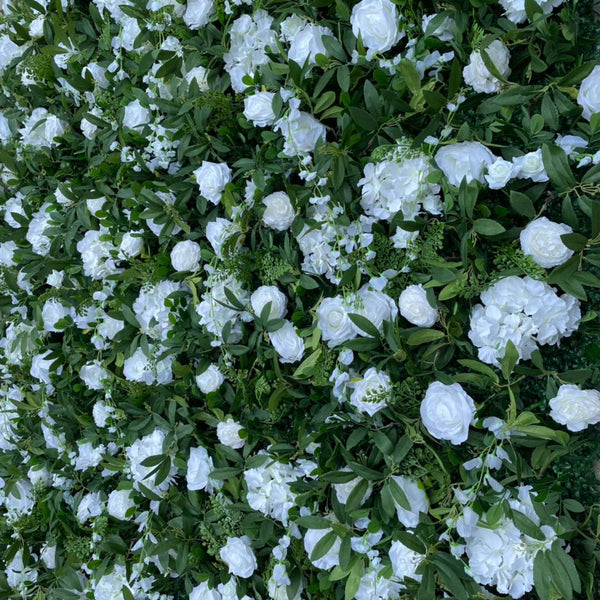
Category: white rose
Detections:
[
  {"x1": 435, "y1": 141, "x2": 496, "y2": 187},
  {"x1": 262, "y1": 191, "x2": 295, "y2": 231},
  {"x1": 184, "y1": 65, "x2": 210, "y2": 91},
  {"x1": 107, "y1": 489, "x2": 135, "y2": 520},
  {"x1": 42, "y1": 299, "x2": 73, "y2": 332},
  {"x1": 251, "y1": 285, "x2": 288, "y2": 320},
  {"x1": 303, "y1": 528, "x2": 341, "y2": 570},
  {"x1": 216, "y1": 418, "x2": 246, "y2": 449},
  {"x1": 349, "y1": 367, "x2": 391, "y2": 416},
  {"x1": 512, "y1": 149, "x2": 549, "y2": 182},
  {"x1": 317, "y1": 296, "x2": 356, "y2": 347},
  {"x1": 274, "y1": 100, "x2": 326, "y2": 157},
  {"x1": 398, "y1": 284, "x2": 438, "y2": 328},
  {"x1": 196, "y1": 363, "x2": 225, "y2": 393},
  {"x1": 119, "y1": 231, "x2": 144, "y2": 259},
  {"x1": 288, "y1": 23, "x2": 332, "y2": 67},
  {"x1": 422, "y1": 14, "x2": 457, "y2": 41},
  {"x1": 520, "y1": 217, "x2": 574, "y2": 268},
  {"x1": 269, "y1": 320, "x2": 305, "y2": 363},
  {"x1": 193, "y1": 161, "x2": 231, "y2": 205},
  {"x1": 219, "y1": 536, "x2": 257, "y2": 578},
  {"x1": 389, "y1": 475, "x2": 430, "y2": 529},
  {"x1": 189, "y1": 582, "x2": 221, "y2": 600},
  {"x1": 351, "y1": 0, "x2": 401, "y2": 59},
  {"x1": 123, "y1": 348, "x2": 153, "y2": 385},
  {"x1": 485, "y1": 158, "x2": 518, "y2": 189},
  {"x1": 389, "y1": 540, "x2": 425, "y2": 582},
  {"x1": 555, "y1": 134, "x2": 588, "y2": 157},
  {"x1": 420, "y1": 381, "x2": 476, "y2": 445},
  {"x1": 549, "y1": 384, "x2": 600, "y2": 432},
  {"x1": 187, "y1": 446, "x2": 220, "y2": 492},
  {"x1": 354, "y1": 286, "x2": 398, "y2": 333},
  {"x1": 578, "y1": 65, "x2": 600, "y2": 121},
  {"x1": 463, "y1": 40, "x2": 511, "y2": 94},
  {"x1": 170, "y1": 239, "x2": 201, "y2": 272},
  {"x1": 184, "y1": 0, "x2": 214, "y2": 30},
  {"x1": 123, "y1": 99, "x2": 150, "y2": 131},
  {"x1": 82, "y1": 62, "x2": 109, "y2": 88},
  {"x1": 80, "y1": 360, "x2": 110, "y2": 390},
  {"x1": 243, "y1": 91, "x2": 276, "y2": 127}
]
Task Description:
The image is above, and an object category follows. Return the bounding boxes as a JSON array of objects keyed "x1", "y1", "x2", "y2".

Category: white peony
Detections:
[
  {"x1": 184, "y1": 0, "x2": 214, "y2": 29},
  {"x1": 485, "y1": 158, "x2": 518, "y2": 189},
  {"x1": 420, "y1": 381, "x2": 476, "y2": 445},
  {"x1": 549, "y1": 384, "x2": 600, "y2": 432},
  {"x1": 243, "y1": 91, "x2": 276, "y2": 127},
  {"x1": 170, "y1": 239, "x2": 201, "y2": 272},
  {"x1": 349, "y1": 367, "x2": 391, "y2": 416},
  {"x1": 219, "y1": 536, "x2": 257, "y2": 578},
  {"x1": 262, "y1": 191, "x2": 295, "y2": 231},
  {"x1": 519, "y1": 217, "x2": 574, "y2": 268},
  {"x1": 79, "y1": 360, "x2": 110, "y2": 390},
  {"x1": 216, "y1": 418, "x2": 246, "y2": 449},
  {"x1": 193, "y1": 161, "x2": 231, "y2": 205},
  {"x1": 398, "y1": 284, "x2": 438, "y2": 327},
  {"x1": 122, "y1": 99, "x2": 150, "y2": 131},
  {"x1": 463, "y1": 40, "x2": 511, "y2": 94},
  {"x1": 196, "y1": 363, "x2": 225, "y2": 393},
  {"x1": 435, "y1": 141, "x2": 496, "y2": 187},
  {"x1": 350, "y1": 0, "x2": 402, "y2": 60},
  {"x1": 269, "y1": 320, "x2": 305, "y2": 363},
  {"x1": 578, "y1": 65, "x2": 600, "y2": 121},
  {"x1": 107, "y1": 489, "x2": 135, "y2": 520},
  {"x1": 251, "y1": 285, "x2": 288, "y2": 320}
]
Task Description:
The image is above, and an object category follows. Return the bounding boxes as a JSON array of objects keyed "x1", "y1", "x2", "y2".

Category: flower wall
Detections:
[{"x1": 0, "y1": 0, "x2": 599, "y2": 598}]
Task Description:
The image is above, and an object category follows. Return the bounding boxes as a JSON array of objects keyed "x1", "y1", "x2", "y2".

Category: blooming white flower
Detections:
[
  {"x1": 435, "y1": 141, "x2": 496, "y2": 187},
  {"x1": 274, "y1": 99, "x2": 326, "y2": 157},
  {"x1": 316, "y1": 296, "x2": 357, "y2": 348},
  {"x1": 184, "y1": 65, "x2": 210, "y2": 91},
  {"x1": 350, "y1": 0, "x2": 402, "y2": 60},
  {"x1": 420, "y1": 381, "x2": 476, "y2": 445},
  {"x1": 184, "y1": 0, "x2": 214, "y2": 29},
  {"x1": 170, "y1": 239, "x2": 201, "y2": 272},
  {"x1": 80, "y1": 360, "x2": 110, "y2": 390},
  {"x1": 122, "y1": 99, "x2": 150, "y2": 131},
  {"x1": 193, "y1": 161, "x2": 231, "y2": 205},
  {"x1": 187, "y1": 446, "x2": 221, "y2": 492},
  {"x1": 520, "y1": 217, "x2": 574, "y2": 268},
  {"x1": 220, "y1": 536, "x2": 257, "y2": 578},
  {"x1": 269, "y1": 320, "x2": 305, "y2": 363},
  {"x1": 398, "y1": 284, "x2": 438, "y2": 327},
  {"x1": 217, "y1": 418, "x2": 246, "y2": 449},
  {"x1": 196, "y1": 364, "x2": 225, "y2": 393},
  {"x1": 243, "y1": 91, "x2": 276, "y2": 127},
  {"x1": 251, "y1": 285, "x2": 287, "y2": 320},
  {"x1": 304, "y1": 528, "x2": 341, "y2": 570},
  {"x1": 578, "y1": 65, "x2": 600, "y2": 121},
  {"x1": 549, "y1": 384, "x2": 600, "y2": 432},
  {"x1": 485, "y1": 158, "x2": 518, "y2": 189},
  {"x1": 389, "y1": 475, "x2": 430, "y2": 528},
  {"x1": 463, "y1": 40, "x2": 511, "y2": 94},
  {"x1": 513, "y1": 149, "x2": 549, "y2": 182},
  {"x1": 349, "y1": 367, "x2": 391, "y2": 416},
  {"x1": 262, "y1": 191, "x2": 295, "y2": 231},
  {"x1": 107, "y1": 489, "x2": 136, "y2": 520},
  {"x1": 389, "y1": 540, "x2": 425, "y2": 582},
  {"x1": 119, "y1": 231, "x2": 144, "y2": 259},
  {"x1": 126, "y1": 429, "x2": 176, "y2": 495},
  {"x1": 288, "y1": 22, "x2": 332, "y2": 67}
]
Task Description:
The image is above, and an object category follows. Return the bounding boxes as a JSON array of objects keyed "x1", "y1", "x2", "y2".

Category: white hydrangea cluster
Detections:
[
  {"x1": 132, "y1": 280, "x2": 183, "y2": 341},
  {"x1": 359, "y1": 141, "x2": 442, "y2": 221},
  {"x1": 469, "y1": 276, "x2": 581, "y2": 366}
]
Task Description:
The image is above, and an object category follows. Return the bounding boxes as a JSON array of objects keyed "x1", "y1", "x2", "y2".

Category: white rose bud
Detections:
[
  {"x1": 251, "y1": 285, "x2": 287, "y2": 320},
  {"x1": 123, "y1": 99, "x2": 150, "y2": 131},
  {"x1": 512, "y1": 149, "x2": 549, "y2": 182},
  {"x1": 549, "y1": 384, "x2": 600, "y2": 432},
  {"x1": 435, "y1": 141, "x2": 496, "y2": 187},
  {"x1": 170, "y1": 240, "x2": 201, "y2": 272},
  {"x1": 398, "y1": 284, "x2": 438, "y2": 328},
  {"x1": 262, "y1": 191, "x2": 295, "y2": 231},
  {"x1": 193, "y1": 161, "x2": 231, "y2": 205},
  {"x1": 219, "y1": 536, "x2": 257, "y2": 578},
  {"x1": 184, "y1": 0, "x2": 214, "y2": 30},
  {"x1": 196, "y1": 364, "x2": 225, "y2": 394},
  {"x1": 216, "y1": 418, "x2": 246, "y2": 449},
  {"x1": 485, "y1": 158, "x2": 518, "y2": 190},
  {"x1": 420, "y1": 381, "x2": 476, "y2": 445},
  {"x1": 243, "y1": 91, "x2": 276, "y2": 127},
  {"x1": 107, "y1": 489, "x2": 136, "y2": 520},
  {"x1": 578, "y1": 65, "x2": 600, "y2": 121},
  {"x1": 463, "y1": 40, "x2": 511, "y2": 94},
  {"x1": 269, "y1": 320, "x2": 305, "y2": 363},
  {"x1": 520, "y1": 217, "x2": 574, "y2": 269},
  {"x1": 351, "y1": 0, "x2": 401, "y2": 59}
]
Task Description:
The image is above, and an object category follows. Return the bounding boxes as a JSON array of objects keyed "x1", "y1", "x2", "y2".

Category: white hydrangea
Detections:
[{"x1": 133, "y1": 280, "x2": 183, "y2": 340}]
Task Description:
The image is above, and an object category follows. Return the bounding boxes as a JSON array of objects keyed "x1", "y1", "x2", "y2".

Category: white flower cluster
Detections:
[
  {"x1": 500, "y1": 0, "x2": 565, "y2": 24},
  {"x1": 469, "y1": 276, "x2": 581, "y2": 366}
]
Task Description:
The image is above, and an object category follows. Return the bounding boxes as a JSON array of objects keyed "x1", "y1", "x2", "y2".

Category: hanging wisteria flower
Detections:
[
  {"x1": 463, "y1": 40, "x2": 511, "y2": 94},
  {"x1": 519, "y1": 217, "x2": 574, "y2": 268},
  {"x1": 193, "y1": 161, "x2": 232, "y2": 205},
  {"x1": 398, "y1": 284, "x2": 439, "y2": 327},
  {"x1": 549, "y1": 384, "x2": 600, "y2": 432},
  {"x1": 420, "y1": 381, "x2": 476, "y2": 445},
  {"x1": 350, "y1": 0, "x2": 402, "y2": 59}
]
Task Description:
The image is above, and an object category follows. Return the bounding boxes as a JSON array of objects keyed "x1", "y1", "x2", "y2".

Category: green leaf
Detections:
[
  {"x1": 337, "y1": 66, "x2": 350, "y2": 92},
  {"x1": 534, "y1": 550, "x2": 553, "y2": 600},
  {"x1": 292, "y1": 348, "x2": 322, "y2": 379},
  {"x1": 511, "y1": 510, "x2": 546, "y2": 541},
  {"x1": 510, "y1": 191, "x2": 536, "y2": 219},
  {"x1": 389, "y1": 478, "x2": 411, "y2": 511},
  {"x1": 406, "y1": 329, "x2": 445, "y2": 346},
  {"x1": 557, "y1": 61, "x2": 597, "y2": 86},
  {"x1": 311, "y1": 530, "x2": 338, "y2": 562},
  {"x1": 347, "y1": 461, "x2": 382, "y2": 481},
  {"x1": 345, "y1": 558, "x2": 363, "y2": 600},
  {"x1": 560, "y1": 232, "x2": 588, "y2": 251},
  {"x1": 541, "y1": 94, "x2": 559, "y2": 129},
  {"x1": 348, "y1": 313, "x2": 380, "y2": 338},
  {"x1": 314, "y1": 91, "x2": 336, "y2": 114},
  {"x1": 348, "y1": 107, "x2": 378, "y2": 131},
  {"x1": 321, "y1": 35, "x2": 346, "y2": 61},
  {"x1": 399, "y1": 59, "x2": 421, "y2": 94},
  {"x1": 363, "y1": 80, "x2": 381, "y2": 117},
  {"x1": 473, "y1": 219, "x2": 506, "y2": 236},
  {"x1": 542, "y1": 144, "x2": 576, "y2": 192},
  {"x1": 501, "y1": 340, "x2": 520, "y2": 380}
]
